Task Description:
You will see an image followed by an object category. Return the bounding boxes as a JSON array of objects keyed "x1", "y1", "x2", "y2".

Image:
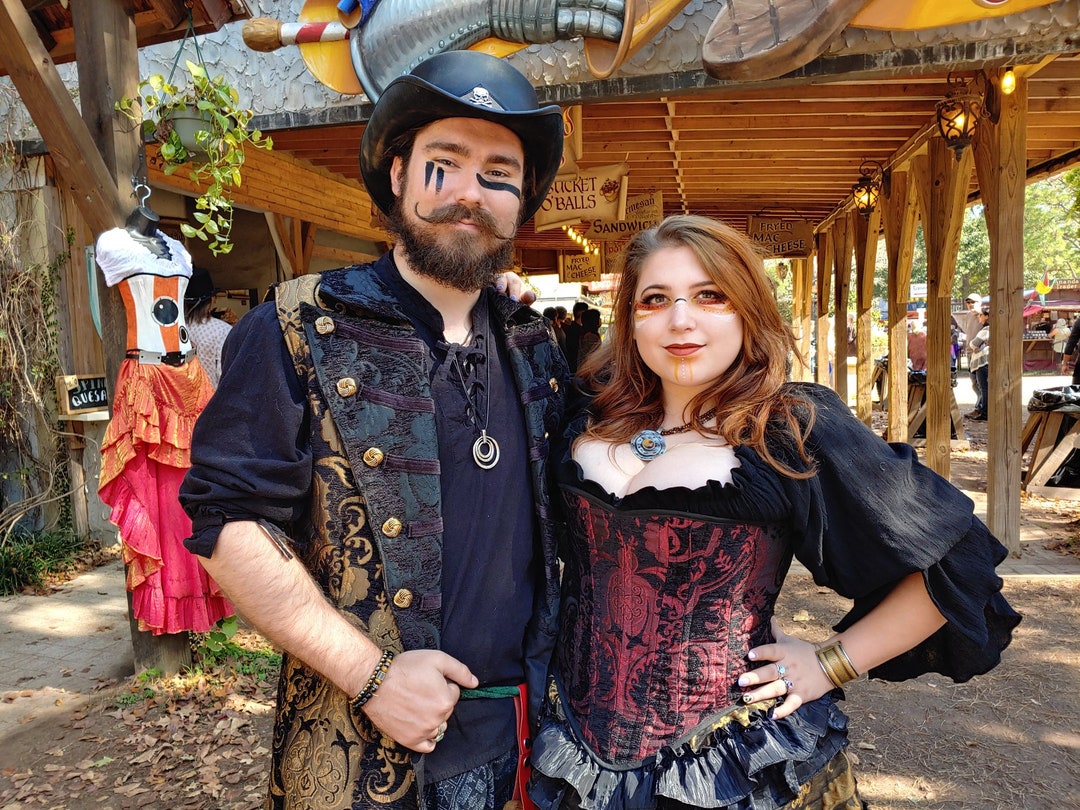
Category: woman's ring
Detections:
[
  {"x1": 775, "y1": 663, "x2": 786, "y2": 678},
  {"x1": 783, "y1": 678, "x2": 795, "y2": 691}
]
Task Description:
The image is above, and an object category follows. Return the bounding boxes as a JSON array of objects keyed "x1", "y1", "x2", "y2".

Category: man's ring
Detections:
[
  {"x1": 433, "y1": 721, "x2": 447, "y2": 743},
  {"x1": 775, "y1": 663, "x2": 786, "y2": 678}
]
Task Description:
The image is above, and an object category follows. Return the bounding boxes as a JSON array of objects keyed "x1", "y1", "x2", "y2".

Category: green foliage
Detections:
[
  {"x1": 0, "y1": 529, "x2": 90, "y2": 595},
  {"x1": 1023, "y1": 175, "x2": 1080, "y2": 282},
  {"x1": 0, "y1": 227, "x2": 74, "y2": 543},
  {"x1": 115, "y1": 686, "x2": 157, "y2": 706},
  {"x1": 190, "y1": 616, "x2": 281, "y2": 682},
  {"x1": 115, "y1": 61, "x2": 273, "y2": 256}
]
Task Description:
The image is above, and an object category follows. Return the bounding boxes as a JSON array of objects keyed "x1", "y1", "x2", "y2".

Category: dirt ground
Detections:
[{"x1": 1, "y1": 416, "x2": 1079, "y2": 809}]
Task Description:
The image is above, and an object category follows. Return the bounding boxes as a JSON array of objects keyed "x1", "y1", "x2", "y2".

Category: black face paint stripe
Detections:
[
  {"x1": 476, "y1": 174, "x2": 521, "y2": 198},
  {"x1": 425, "y1": 161, "x2": 434, "y2": 189},
  {"x1": 436, "y1": 167, "x2": 444, "y2": 193}
]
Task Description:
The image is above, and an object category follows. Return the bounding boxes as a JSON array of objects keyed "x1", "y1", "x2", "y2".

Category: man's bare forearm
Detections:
[{"x1": 198, "y1": 520, "x2": 380, "y2": 699}]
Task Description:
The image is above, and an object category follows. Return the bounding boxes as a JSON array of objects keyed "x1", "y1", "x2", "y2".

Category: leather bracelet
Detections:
[
  {"x1": 350, "y1": 649, "x2": 395, "y2": 711},
  {"x1": 815, "y1": 641, "x2": 859, "y2": 688}
]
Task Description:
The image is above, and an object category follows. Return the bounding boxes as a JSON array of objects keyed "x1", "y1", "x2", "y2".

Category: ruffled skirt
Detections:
[
  {"x1": 529, "y1": 681, "x2": 853, "y2": 810},
  {"x1": 99, "y1": 359, "x2": 233, "y2": 635}
]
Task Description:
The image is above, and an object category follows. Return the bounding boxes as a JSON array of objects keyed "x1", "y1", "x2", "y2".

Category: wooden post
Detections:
[
  {"x1": 815, "y1": 231, "x2": 834, "y2": 387},
  {"x1": 853, "y1": 205, "x2": 881, "y2": 425},
  {"x1": 790, "y1": 258, "x2": 813, "y2": 381},
  {"x1": 70, "y1": 0, "x2": 192, "y2": 673},
  {"x1": 880, "y1": 168, "x2": 919, "y2": 443},
  {"x1": 973, "y1": 70, "x2": 1027, "y2": 554},
  {"x1": 832, "y1": 216, "x2": 853, "y2": 403},
  {"x1": 915, "y1": 139, "x2": 972, "y2": 477}
]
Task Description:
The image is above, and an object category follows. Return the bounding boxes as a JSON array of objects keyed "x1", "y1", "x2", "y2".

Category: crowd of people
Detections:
[{"x1": 177, "y1": 51, "x2": 1018, "y2": 810}]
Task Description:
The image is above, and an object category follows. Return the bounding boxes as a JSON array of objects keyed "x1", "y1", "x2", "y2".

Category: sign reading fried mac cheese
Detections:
[
  {"x1": 559, "y1": 250, "x2": 603, "y2": 283},
  {"x1": 535, "y1": 163, "x2": 629, "y2": 232},
  {"x1": 747, "y1": 216, "x2": 814, "y2": 258}
]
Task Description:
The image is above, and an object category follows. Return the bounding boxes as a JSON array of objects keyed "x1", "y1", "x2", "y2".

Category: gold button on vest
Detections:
[
  {"x1": 363, "y1": 447, "x2": 385, "y2": 467},
  {"x1": 549, "y1": 377, "x2": 559, "y2": 392},
  {"x1": 381, "y1": 517, "x2": 403, "y2": 538},
  {"x1": 315, "y1": 316, "x2": 335, "y2": 335},
  {"x1": 336, "y1": 378, "x2": 358, "y2": 397},
  {"x1": 392, "y1": 589, "x2": 413, "y2": 608}
]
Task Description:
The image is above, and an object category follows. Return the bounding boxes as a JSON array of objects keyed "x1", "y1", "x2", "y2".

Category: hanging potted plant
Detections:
[{"x1": 115, "y1": 61, "x2": 273, "y2": 256}]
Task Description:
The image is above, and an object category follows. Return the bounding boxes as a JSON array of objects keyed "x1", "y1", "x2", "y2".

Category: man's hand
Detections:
[
  {"x1": 361, "y1": 649, "x2": 478, "y2": 753},
  {"x1": 494, "y1": 271, "x2": 537, "y2": 306}
]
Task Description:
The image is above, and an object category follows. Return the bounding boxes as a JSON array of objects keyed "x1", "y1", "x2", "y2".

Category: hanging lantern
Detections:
[
  {"x1": 851, "y1": 160, "x2": 884, "y2": 217},
  {"x1": 935, "y1": 74, "x2": 982, "y2": 159}
]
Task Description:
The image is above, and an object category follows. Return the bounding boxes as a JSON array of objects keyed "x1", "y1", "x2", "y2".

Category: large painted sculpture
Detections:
[
  {"x1": 243, "y1": 0, "x2": 1061, "y2": 98},
  {"x1": 96, "y1": 205, "x2": 233, "y2": 636}
]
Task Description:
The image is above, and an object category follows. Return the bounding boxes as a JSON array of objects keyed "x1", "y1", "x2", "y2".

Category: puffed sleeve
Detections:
[
  {"x1": 179, "y1": 302, "x2": 312, "y2": 557},
  {"x1": 781, "y1": 383, "x2": 1020, "y2": 682}
]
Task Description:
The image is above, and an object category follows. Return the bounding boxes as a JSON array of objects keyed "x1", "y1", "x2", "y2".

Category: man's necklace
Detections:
[
  {"x1": 447, "y1": 326, "x2": 500, "y2": 470},
  {"x1": 629, "y1": 407, "x2": 718, "y2": 461}
]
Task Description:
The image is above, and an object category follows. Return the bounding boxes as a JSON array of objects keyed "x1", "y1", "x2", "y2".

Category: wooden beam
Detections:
[
  {"x1": 815, "y1": 230, "x2": 834, "y2": 386},
  {"x1": 881, "y1": 169, "x2": 919, "y2": 442},
  {"x1": 921, "y1": 136, "x2": 974, "y2": 477},
  {"x1": 0, "y1": 0, "x2": 127, "y2": 234},
  {"x1": 145, "y1": 0, "x2": 187, "y2": 30},
  {"x1": 974, "y1": 70, "x2": 1028, "y2": 554},
  {"x1": 853, "y1": 205, "x2": 881, "y2": 425},
  {"x1": 149, "y1": 144, "x2": 384, "y2": 242},
  {"x1": 832, "y1": 214, "x2": 853, "y2": 404}
]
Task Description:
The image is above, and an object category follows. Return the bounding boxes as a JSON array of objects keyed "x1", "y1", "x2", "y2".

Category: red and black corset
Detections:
[{"x1": 554, "y1": 488, "x2": 792, "y2": 767}]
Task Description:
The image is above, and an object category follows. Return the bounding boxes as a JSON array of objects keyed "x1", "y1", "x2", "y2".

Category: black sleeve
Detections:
[
  {"x1": 1064, "y1": 320, "x2": 1080, "y2": 356},
  {"x1": 179, "y1": 302, "x2": 312, "y2": 557},
  {"x1": 782, "y1": 384, "x2": 1020, "y2": 682}
]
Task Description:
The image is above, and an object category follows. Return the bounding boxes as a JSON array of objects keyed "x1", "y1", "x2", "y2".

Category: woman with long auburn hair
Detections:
[{"x1": 528, "y1": 215, "x2": 1019, "y2": 809}]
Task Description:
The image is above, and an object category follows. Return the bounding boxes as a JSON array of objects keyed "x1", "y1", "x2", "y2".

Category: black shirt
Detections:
[{"x1": 181, "y1": 253, "x2": 536, "y2": 781}]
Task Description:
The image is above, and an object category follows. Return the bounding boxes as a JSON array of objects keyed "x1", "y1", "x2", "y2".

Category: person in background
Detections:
[
  {"x1": 906, "y1": 320, "x2": 928, "y2": 372},
  {"x1": 953, "y1": 291, "x2": 984, "y2": 398},
  {"x1": 1050, "y1": 317, "x2": 1070, "y2": 362},
  {"x1": 528, "y1": 215, "x2": 1018, "y2": 809},
  {"x1": 544, "y1": 306, "x2": 567, "y2": 354},
  {"x1": 576, "y1": 307, "x2": 602, "y2": 365},
  {"x1": 183, "y1": 267, "x2": 232, "y2": 389},
  {"x1": 968, "y1": 307, "x2": 991, "y2": 420},
  {"x1": 563, "y1": 300, "x2": 589, "y2": 373},
  {"x1": 180, "y1": 50, "x2": 568, "y2": 810},
  {"x1": 1060, "y1": 314, "x2": 1080, "y2": 385}
]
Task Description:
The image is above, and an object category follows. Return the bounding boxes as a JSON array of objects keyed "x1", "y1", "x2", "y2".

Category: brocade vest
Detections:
[
  {"x1": 554, "y1": 488, "x2": 792, "y2": 767},
  {"x1": 266, "y1": 266, "x2": 566, "y2": 810}
]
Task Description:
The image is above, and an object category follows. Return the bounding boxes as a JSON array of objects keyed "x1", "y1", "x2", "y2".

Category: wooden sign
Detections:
[
  {"x1": 747, "y1": 216, "x2": 815, "y2": 257},
  {"x1": 535, "y1": 163, "x2": 629, "y2": 232},
  {"x1": 584, "y1": 190, "x2": 664, "y2": 241},
  {"x1": 559, "y1": 106, "x2": 583, "y2": 176},
  {"x1": 559, "y1": 251, "x2": 603, "y2": 283},
  {"x1": 55, "y1": 375, "x2": 109, "y2": 416}
]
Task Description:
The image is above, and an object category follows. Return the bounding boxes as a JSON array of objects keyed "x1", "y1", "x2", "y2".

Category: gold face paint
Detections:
[
  {"x1": 674, "y1": 357, "x2": 694, "y2": 384},
  {"x1": 633, "y1": 301, "x2": 666, "y2": 323}
]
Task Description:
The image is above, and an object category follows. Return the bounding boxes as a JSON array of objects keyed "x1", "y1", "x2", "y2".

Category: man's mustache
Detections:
[{"x1": 413, "y1": 203, "x2": 516, "y2": 241}]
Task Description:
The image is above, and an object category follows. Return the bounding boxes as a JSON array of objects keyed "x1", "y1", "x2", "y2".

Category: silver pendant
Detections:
[
  {"x1": 629, "y1": 429, "x2": 667, "y2": 461},
  {"x1": 472, "y1": 430, "x2": 500, "y2": 469}
]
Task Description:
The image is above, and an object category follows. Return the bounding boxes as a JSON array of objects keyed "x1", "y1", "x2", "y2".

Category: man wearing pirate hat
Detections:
[{"x1": 182, "y1": 51, "x2": 568, "y2": 809}]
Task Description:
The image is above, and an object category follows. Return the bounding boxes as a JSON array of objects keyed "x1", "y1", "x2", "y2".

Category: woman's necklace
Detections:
[
  {"x1": 448, "y1": 324, "x2": 500, "y2": 470},
  {"x1": 629, "y1": 407, "x2": 718, "y2": 461}
]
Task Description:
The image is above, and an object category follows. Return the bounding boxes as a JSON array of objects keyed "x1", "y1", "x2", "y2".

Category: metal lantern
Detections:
[
  {"x1": 851, "y1": 160, "x2": 883, "y2": 217},
  {"x1": 936, "y1": 75, "x2": 982, "y2": 159}
]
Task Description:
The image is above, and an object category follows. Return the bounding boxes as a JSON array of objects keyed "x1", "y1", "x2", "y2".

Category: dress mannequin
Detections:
[
  {"x1": 95, "y1": 215, "x2": 232, "y2": 635},
  {"x1": 124, "y1": 205, "x2": 171, "y2": 260}
]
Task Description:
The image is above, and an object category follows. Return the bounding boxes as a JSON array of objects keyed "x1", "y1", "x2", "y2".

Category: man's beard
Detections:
[{"x1": 387, "y1": 194, "x2": 519, "y2": 293}]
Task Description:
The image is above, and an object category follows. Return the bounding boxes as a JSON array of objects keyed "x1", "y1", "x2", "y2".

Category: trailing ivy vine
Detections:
[{"x1": 0, "y1": 96, "x2": 75, "y2": 547}]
